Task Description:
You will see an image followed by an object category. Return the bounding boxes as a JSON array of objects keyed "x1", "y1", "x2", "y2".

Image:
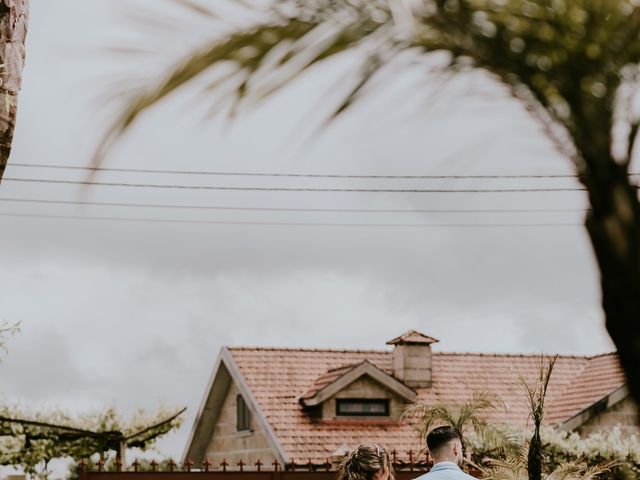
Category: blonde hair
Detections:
[{"x1": 338, "y1": 444, "x2": 394, "y2": 480}]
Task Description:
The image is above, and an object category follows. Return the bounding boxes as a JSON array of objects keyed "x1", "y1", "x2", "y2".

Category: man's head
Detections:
[{"x1": 426, "y1": 426, "x2": 464, "y2": 467}]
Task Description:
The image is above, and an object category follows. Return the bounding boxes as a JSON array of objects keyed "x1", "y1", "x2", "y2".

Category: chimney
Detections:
[{"x1": 386, "y1": 330, "x2": 439, "y2": 388}]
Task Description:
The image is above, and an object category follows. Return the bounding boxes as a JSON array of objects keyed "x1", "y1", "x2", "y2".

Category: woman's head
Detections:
[{"x1": 338, "y1": 444, "x2": 394, "y2": 480}]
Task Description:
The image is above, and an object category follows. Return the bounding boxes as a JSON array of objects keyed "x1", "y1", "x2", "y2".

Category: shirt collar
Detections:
[{"x1": 430, "y1": 461, "x2": 462, "y2": 471}]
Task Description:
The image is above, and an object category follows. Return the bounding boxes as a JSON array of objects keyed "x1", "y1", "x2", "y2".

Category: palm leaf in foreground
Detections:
[
  {"x1": 482, "y1": 447, "x2": 618, "y2": 480},
  {"x1": 99, "y1": 0, "x2": 640, "y2": 412},
  {"x1": 93, "y1": 5, "x2": 387, "y2": 166},
  {"x1": 98, "y1": 0, "x2": 640, "y2": 169}
]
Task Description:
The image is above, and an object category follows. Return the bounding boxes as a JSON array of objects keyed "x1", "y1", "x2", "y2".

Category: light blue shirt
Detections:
[{"x1": 413, "y1": 461, "x2": 477, "y2": 480}]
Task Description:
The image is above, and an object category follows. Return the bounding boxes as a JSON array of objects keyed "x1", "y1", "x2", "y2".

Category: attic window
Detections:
[
  {"x1": 336, "y1": 399, "x2": 389, "y2": 417},
  {"x1": 236, "y1": 394, "x2": 251, "y2": 431}
]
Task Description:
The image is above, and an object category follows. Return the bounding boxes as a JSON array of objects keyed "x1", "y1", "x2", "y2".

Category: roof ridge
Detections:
[
  {"x1": 228, "y1": 346, "x2": 390, "y2": 354},
  {"x1": 586, "y1": 351, "x2": 618, "y2": 360},
  {"x1": 227, "y1": 347, "x2": 615, "y2": 358},
  {"x1": 433, "y1": 351, "x2": 594, "y2": 359}
]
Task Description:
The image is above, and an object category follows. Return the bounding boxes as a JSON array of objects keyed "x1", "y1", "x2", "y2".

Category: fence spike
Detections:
[
  {"x1": 307, "y1": 459, "x2": 313, "y2": 471},
  {"x1": 79, "y1": 459, "x2": 87, "y2": 473},
  {"x1": 202, "y1": 458, "x2": 212, "y2": 472},
  {"x1": 132, "y1": 459, "x2": 140, "y2": 473},
  {"x1": 184, "y1": 459, "x2": 194, "y2": 472},
  {"x1": 237, "y1": 459, "x2": 245, "y2": 472},
  {"x1": 168, "y1": 459, "x2": 176, "y2": 472},
  {"x1": 391, "y1": 450, "x2": 398, "y2": 464},
  {"x1": 150, "y1": 460, "x2": 158, "y2": 472},
  {"x1": 408, "y1": 450, "x2": 414, "y2": 471},
  {"x1": 272, "y1": 460, "x2": 280, "y2": 472},
  {"x1": 221, "y1": 459, "x2": 229, "y2": 472},
  {"x1": 255, "y1": 459, "x2": 263, "y2": 472},
  {"x1": 324, "y1": 459, "x2": 331, "y2": 471},
  {"x1": 97, "y1": 459, "x2": 104, "y2": 472},
  {"x1": 115, "y1": 459, "x2": 123, "y2": 472}
]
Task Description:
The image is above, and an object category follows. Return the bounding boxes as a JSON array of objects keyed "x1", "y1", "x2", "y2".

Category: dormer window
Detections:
[
  {"x1": 336, "y1": 399, "x2": 389, "y2": 417},
  {"x1": 236, "y1": 394, "x2": 251, "y2": 431},
  {"x1": 299, "y1": 361, "x2": 417, "y2": 421}
]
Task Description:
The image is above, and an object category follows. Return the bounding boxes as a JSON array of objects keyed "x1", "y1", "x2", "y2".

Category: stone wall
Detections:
[
  {"x1": 578, "y1": 396, "x2": 640, "y2": 437},
  {"x1": 205, "y1": 382, "x2": 278, "y2": 469},
  {"x1": 321, "y1": 375, "x2": 408, "y2": 420}
]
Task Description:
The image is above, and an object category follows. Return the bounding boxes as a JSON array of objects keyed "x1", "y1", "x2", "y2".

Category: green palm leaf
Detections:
[
  {"x1": 96, "y1": 0, "x2": 640, "y2": 430},
  {"x1": 97, "y1": 0, "x2": 640, "y2": 167}
]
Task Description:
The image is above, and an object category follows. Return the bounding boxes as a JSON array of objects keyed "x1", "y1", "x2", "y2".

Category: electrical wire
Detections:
[
  {"x1": 0, "y1": 197, "x2": 588, "y2": 213},
  {"x1": 0, "y1": 211, "x2": 581, "y2": 228},
  {"x1": 9, "y1": 162, "x2": 640, "y2": 179},
  {"x1": 2, "y1": 177, "x2": 589, "y2": 193}
]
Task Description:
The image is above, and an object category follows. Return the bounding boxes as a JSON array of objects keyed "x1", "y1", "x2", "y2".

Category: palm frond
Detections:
[
  {"x1": 172, "y1": 0, "x2": 219, "y2": 18},
  {"x1": 513, "y1": 355, "x2": 558, "y2": 480},
  {"x1": 481, "y1": 448, "x2": 529, "y2": 480},
  {"x1": 97, "y1": 0, "x2": 640, "y2": 174},
  {"x1": 545, "y1": 462, "x2": 583, "y2": 480},
  {"x1": 402, "y1": 402, "x2": 460, "y2": 441},
  {"x1": 94, "y1": 2, "x2": 392, "y2": 165},
  {"x1": 470, "y1": 390, "x2": 504, "y2": 411},
  {"x1": 545, "y1": 460, "x2": 618, "y2": 480},
  {"x1": 578, "y1": 462, "x2": 620, "y2": 480},
  {"x1": 461, "y1": 390, "x2": 501, "y2": 429},
  {"x1": 515, "y1": 355, "x2": 557, "y2": 428},
  {"x1": 402, "y1": 389, "x2": 509, "y2": 457},
  {"x1": 475, "y1": 424, "x2": 521, "y2": 457},
  {"x1": 93, "y1": 18, "x2": 318, "y2": 165}
]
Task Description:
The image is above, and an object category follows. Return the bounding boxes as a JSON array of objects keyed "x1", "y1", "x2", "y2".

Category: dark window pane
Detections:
[
  {"x1": 336, "y1": 399, "x2": 389, "y2": 416},
  {"x1": 237, "y1": 394, "x2": 251, "y2": 431}
]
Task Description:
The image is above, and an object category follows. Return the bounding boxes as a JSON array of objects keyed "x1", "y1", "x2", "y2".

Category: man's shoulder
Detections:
[
  {"x1": 411, "y1": 473, "x2": 476, "y2": 480},
  {"x1": 411, "y1": 468, "x2": 477, "y2": 480}
]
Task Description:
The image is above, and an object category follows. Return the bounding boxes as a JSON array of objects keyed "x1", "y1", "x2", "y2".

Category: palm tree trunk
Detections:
[
  {"x1": 0, "y1": 0, "x2": 29, "y2": 183},
  {"x1": 582, "y1": 162, "x2": 640, "y2": 410},
  {"x1": 527, "y1": 431, "x2": 542, "y2": 480}
]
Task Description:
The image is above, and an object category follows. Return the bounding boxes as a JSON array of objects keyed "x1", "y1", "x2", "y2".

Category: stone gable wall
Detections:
[
  {"x1": 578, "y1": 396, "x2": 639, "y2": 437},
  {"x1": 205, "y1": 382, "x2": 277, "y2": 469}
]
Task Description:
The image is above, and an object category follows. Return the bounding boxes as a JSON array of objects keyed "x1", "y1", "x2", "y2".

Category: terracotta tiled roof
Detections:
[
  {"x1": 546, "y1": 353, "x2": 626, "y2": 424},
  {"x1": 228, "y1": 347, "x2": 624, "y2": 463},
  {"x1": 300, "y1": 363, "x2": 359, "y2": 400}
]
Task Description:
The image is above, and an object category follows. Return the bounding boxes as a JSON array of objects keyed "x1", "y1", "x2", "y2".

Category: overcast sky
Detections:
[{"x1": 0, "y1": 0, "x2": 619, "y2": 464}]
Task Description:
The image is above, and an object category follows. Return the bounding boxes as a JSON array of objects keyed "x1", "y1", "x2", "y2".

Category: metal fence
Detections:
[
  {"x1": 81, "y1": 471, "x2": 430, "y2": 480},
  {"x1": 78, "y1": 451, "x2": 438, "y2": 480},
  {"x1": 81, "y1": 472, "x2": 437, "y2": 480}
]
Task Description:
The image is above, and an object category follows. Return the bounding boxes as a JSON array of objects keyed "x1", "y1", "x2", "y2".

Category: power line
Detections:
[
  {"x1": 0, "y1": 211, "x2": 581, "y2": 228},
  {"x1": 8, "y1": 162, "x2": 625, "y2": 179},
  {"x1": 2, "y1": 177, "x2": 588, "y2": 193},
  {"x1": 0, "y1": 197, "x2": 588, "y2": 213}
]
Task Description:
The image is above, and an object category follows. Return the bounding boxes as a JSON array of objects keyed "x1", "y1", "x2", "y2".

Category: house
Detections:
[{"x1": 182, "y1": 330, "x2": 637, "y2": 469}]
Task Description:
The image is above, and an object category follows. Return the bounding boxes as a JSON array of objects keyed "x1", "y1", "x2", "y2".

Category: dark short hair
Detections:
[{"x1": 426, "y1": 426, "x2": 461, "y2": 453}]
